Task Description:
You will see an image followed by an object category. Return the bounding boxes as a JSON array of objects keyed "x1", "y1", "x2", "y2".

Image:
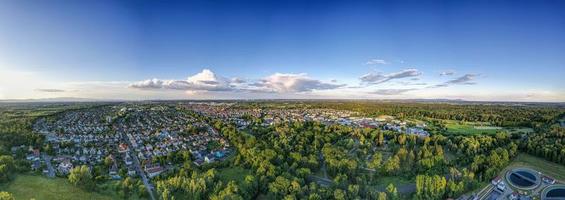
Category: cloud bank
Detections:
[
  {"x1": 366, "y1": 59, "x2": 388, "y2": 65},
  {"x1": 35, "y1": 89, "x2": 66, "y2": 93},
  {"x1": 370, "y1": 88, "x2": 417, "y2": 95},
  {"x1": 430, "y1": 74, "x2": 479, "y2": 88},
  {"x1": 360, "y1": 69, "x2": 422, "y2": 85},
  {"x1": 251, "y1": 73, "x2": 345, "y2": 93},
  {"x1": 439, "y1": 70, "x2": 455, "y2": 76},
  {"x1": 129, "y1": 69, "x2": 235, "y2": 91},
  {"x1": 130, "y1": 69, "x2": 344, "y2": 94}
]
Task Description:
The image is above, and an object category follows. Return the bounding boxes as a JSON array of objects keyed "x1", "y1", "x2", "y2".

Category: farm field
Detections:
[{"x1": 0, "y1": 175, "x2": 117, "y2": 200}]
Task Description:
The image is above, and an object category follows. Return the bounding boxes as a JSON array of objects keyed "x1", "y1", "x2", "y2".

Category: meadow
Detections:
[
  {"x1": 0, "y1": 175, "x2": 118, "y2": 200},
  {"x1": 218, "y1": 167, "x2": 253, "y2": 185}
]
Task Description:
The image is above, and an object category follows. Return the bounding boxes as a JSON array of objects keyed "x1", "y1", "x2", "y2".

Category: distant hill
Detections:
[
  {"x1": 0, "y1": 97, "x2": 123, "y2": 103},
  {"x1": 0, "y1": 97, "x2": 562, "y2": 107}
]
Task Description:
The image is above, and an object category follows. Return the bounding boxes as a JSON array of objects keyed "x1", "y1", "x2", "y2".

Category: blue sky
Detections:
[{"x1": 0, "y1": 0, "x2": 564, "y2": 101}]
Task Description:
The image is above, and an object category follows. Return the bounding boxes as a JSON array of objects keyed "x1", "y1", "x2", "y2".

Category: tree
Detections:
[
  {"x1": 104, "y1": 156, "x2": 114, "y2": 168},
  {"x1": 0, "y1": 192, "x2": 15, "y2": 200},
  {"x1": 376, "y1": 132, "x2": 385, "y2": 146},
  {"x1": 268, "y1": 176, "x2": 291, "y2": 198},
  {"x1": 368, "y1": 152, "x2": 382, "y2": 170},
  {"x1": 0, "y1": 155, "x2": 15, "y2": 183},
  {"x1": 397, "y1": 134, "x2": 407, "y2": 145},
  {"x1": 334, "y1": 189, "x2": 346, "y2": 200},
  {"x1": 447, "y1": 180, "x2": 464, "y2": 198},
  {"x1": 383, "y1": 155, "x2": 400, "y2": 175},
  {"x1": 210, "y1": 181, "x2": 244, "y2": 200},
  {"x1": 377, "y1": 192, "x2": 387, "y2": 200},
  {"x1": 68, "y1": 165, "x2": 94, "y2": 191},
  {"x1": 386, "y1": 183, "x2": 399, "y2": 200},
  {"x1": 307, "y1": 193, "x2": 322, "y2": 200},
  {"x1": 416, "y1": 174, "x2": 446, "y2": 200},
  {"x1": 120, "y1": 177, "x2": 135, "y2": 198}
]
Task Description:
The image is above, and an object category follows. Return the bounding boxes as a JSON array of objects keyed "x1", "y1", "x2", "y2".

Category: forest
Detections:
[{"x1": 152, "y1": 101, "x2": 564, "y2": 199}]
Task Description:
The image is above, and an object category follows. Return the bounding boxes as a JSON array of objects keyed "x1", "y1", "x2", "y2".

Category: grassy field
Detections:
[
  {"x1": 503, "y1": 153, "x2": 565, "y2": 181},
  {"x1": 506, "y1": 127, "x2": 534, "y2": 134},
  {"x1": 217, "y1": 167, "x2": 253, "y2": 185},
  {"x1": 373, "y1": 176, "x2": 413, "y2": 188},
  {"x1": 442, "y1": 120, "x2": 535, "y2": 135},
  {"x1": 444, "y1": 121, "x2": 501, "y2": 135},
  {"x1": 0, "y1": 175, "x2": 118, "y2": 200}
]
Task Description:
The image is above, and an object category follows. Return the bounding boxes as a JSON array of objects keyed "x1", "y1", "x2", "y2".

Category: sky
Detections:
[{"x1": 0, "y1": 0, "x2": 564, "y2": 101}]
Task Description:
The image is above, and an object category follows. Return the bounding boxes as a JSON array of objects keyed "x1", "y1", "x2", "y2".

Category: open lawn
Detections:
[
  {"x1": 441, "y1": 120, "x2": 506, "y2": 135},
  {"x1": 0, "y1": 175, "x2": 118, "y2": 200},
  {"x1": 445, "y1": 123, "x2": 501, "y2": 135},
  {"x1": 374, "y1": 176, "x2": 413, "y2": 188},
  {"x1": 369, "y1": 176, "x2": 416, "y2": 197},
  {"x1": 507, "y1": 127, "x2": 534, "y2": 134},
  {"x1": 442, "y1": 120, "x2": 535, "y2": 135},
  {"x1": 503, "y1": 153, "x2": 565, "y2": 181},
  {"x1": 217, "y1": 167, "x2": 253, "y2": 185}
]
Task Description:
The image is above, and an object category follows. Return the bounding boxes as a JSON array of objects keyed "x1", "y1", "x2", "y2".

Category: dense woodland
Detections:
[
  {"x1": 0, "y1": 101, "x2": 564, "y2": 200},
  {"x1": 152, "y1": 101, "x2": 564, "y2": 200}
]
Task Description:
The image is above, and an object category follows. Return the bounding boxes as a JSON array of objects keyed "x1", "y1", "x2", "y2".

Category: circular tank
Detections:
[
  {"x1": 505, "y1": 168, "x2": 540, "y2": 190},
  {"x1": 542, "y1": 185, "x2": 565, "y2": 200}
]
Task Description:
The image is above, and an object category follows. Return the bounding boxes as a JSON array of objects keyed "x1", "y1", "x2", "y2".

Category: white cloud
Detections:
[
  {"x1": 366, "y1": 59, "x2": 388, "y2": 65},
  {"x1": 129, "y1": 69, "x2": 235, "y2": 91},
  {"x1": 430, "y1": 74, "x2": 478, "y2": 88},
  {"x1": 439, "y1": 70, "x2": 455, "y2": 76},
  {"x1": 370, "y1": 88, "x2": 417, "y2": 95},
  {"x1": 397, "y1": 81, "x2": 427, "y2": 86},
  {"x1": 360, "y1": 69, "x2": 422, "y2": 85},
  {"x1": 231, "y1": 77, "x2": 246, "y2": 84},
  {"x1": 130, "y1": 69, "x2": 344, "y2": 94},
  {"x1": 35, "y1": 88, "x2": 66, "y2": 93},
  {"x1": 250, "y1": 73, "x2": 345, "y2": 93}
]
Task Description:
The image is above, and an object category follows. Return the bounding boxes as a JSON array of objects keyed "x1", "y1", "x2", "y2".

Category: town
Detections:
[
  {"x1": 187, "y1": 102, "x2": 430, "y2": 137},
  {"x1": 13, "y1": 102, "x2": 432, "y2": 198},
  {"x1": 26, "y1": 104, "x2": 232, "y2": 197}
]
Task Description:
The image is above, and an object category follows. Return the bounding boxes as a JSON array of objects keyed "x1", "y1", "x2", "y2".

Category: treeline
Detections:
[
  {"x1": 520, "y1": 125, "x2": 565, "y2": 165},
  {"x1": 156, "y1": 167, "x2": 258, "y2": 200},
  {"x1": 236, "y1": 101, "x2": 564, "y2": 127},
  {"x1": 0, "y1": 108, "x2": 46, "y2": 185}
]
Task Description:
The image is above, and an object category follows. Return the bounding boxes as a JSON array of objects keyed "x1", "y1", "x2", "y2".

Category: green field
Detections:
[
  {"x1": 0, "y1": 175, "x2": 117, "y2": 200},
  {"x1": 503, "y1": 153, "x2": 565, "y2": 181},
  {"x1": 217, "y1": 167, "x2": 253, "y2": 185},
  {"x1": 506, "y1": 127, "x2": 534, "y2": 134},
  {"x1": 373, "y1": 176, "x2": 413, "y2": 188},
  {"x1": 445, "y1": 123, "x2": 500, "y2": 135},
  {"x1": 442, "y1": 120, "x2": 502, "y2": 135}
]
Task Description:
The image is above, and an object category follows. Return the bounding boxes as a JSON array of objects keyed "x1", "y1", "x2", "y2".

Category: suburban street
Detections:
[
  {"x1": 42, "y1": 154, "x2": 55, "y2": 178},
  {"x1": 123, "y1": 133, "x2": 156, "y2": 200}
]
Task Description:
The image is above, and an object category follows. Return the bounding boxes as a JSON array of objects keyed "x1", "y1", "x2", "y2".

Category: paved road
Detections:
[
  {"x1": 318, "y1": 152, "x2": 329, "y2": 179},
  {"x1": 361, "y1": 167, "x2": 376, "y2": 172},
  {"x1": 42, "y1": 154, "x2": 55, "y2": 178},
  {"x1": 307, "y1": 175, "x2": 334, "y2": 187},
  {"x1": 123, "y1": 134, "x2": 156, "y2": 200}
]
